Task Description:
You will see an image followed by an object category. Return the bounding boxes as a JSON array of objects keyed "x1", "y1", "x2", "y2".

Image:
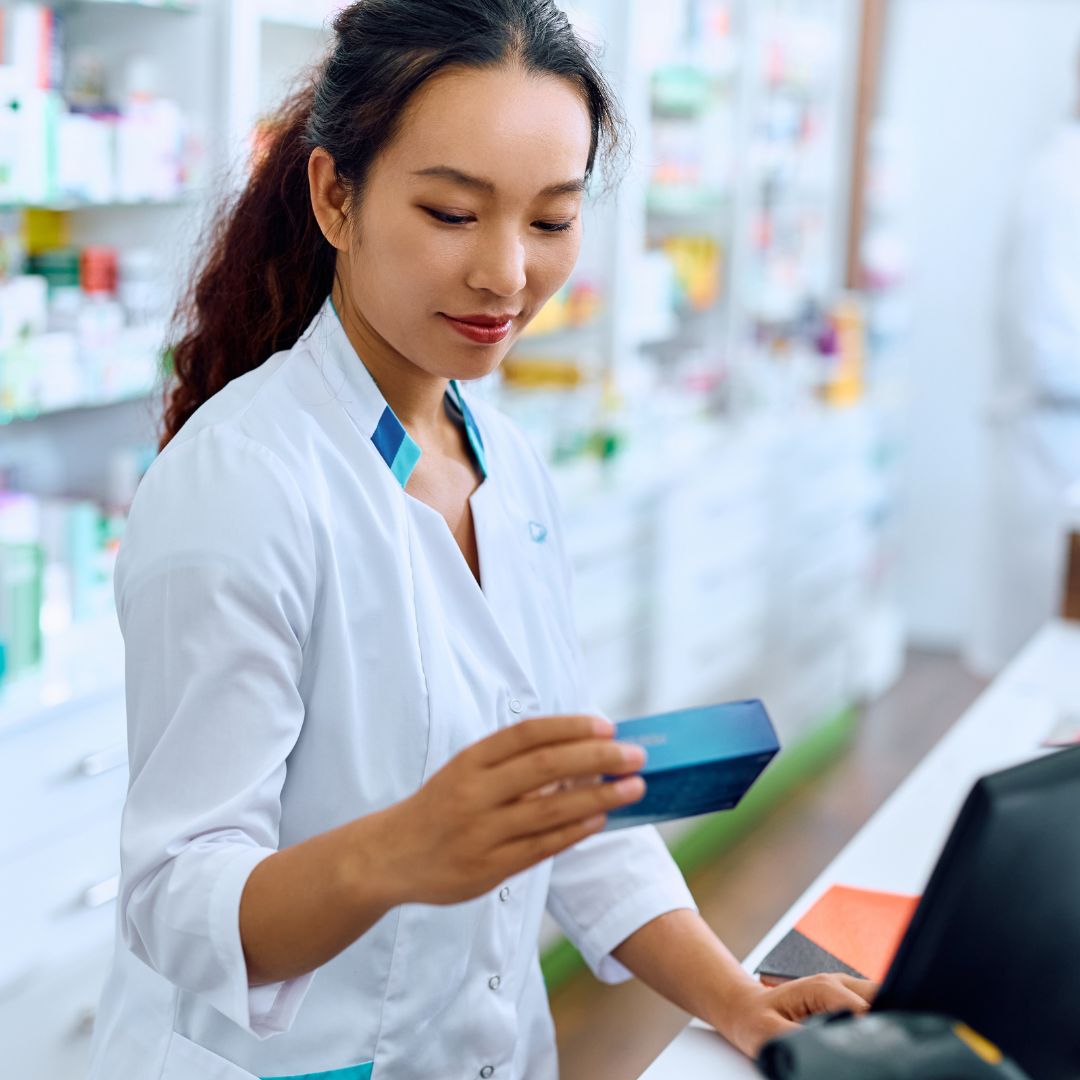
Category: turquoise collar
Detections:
[{"x1": 327, "y1": 294, "x2": 487, "y2": 487}]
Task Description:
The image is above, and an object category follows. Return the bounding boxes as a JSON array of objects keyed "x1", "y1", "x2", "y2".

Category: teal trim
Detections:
[
  {"x1": 448, "y1": 379, "x2": 488, "y2": 478},
  {"x1": 260, "y1": 1063, "x2": 373, "y2": 1080},
  {"x1": 390, "y1": 432, "x2": 422, "y2": 487},
  {"x1": 540, "y1": 705, "x2": 860, "y2": 993},
  {"x1": 325, "y1": 297, "x2": 487, "y2": 486}
]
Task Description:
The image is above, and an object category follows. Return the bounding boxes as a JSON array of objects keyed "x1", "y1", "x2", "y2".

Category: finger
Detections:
[
  {"x1": 489, "y1": 774, "x2": 647, "y2": 844},
  {"x1": 837, "y1": 976, "x2": 878, "y2": 1005},
  {"x1": 468, "y1": 713, "x2": 613, "y2": 768},
  {"x1": 520, "y1": 772, "x2": 606, "y2": 802},
  {"x1": 495, "y1": 807, "x2": 611, "y2": 874},
  {"x1": 771, "y1": 978, "x2": 870, "y2": 1021},
  {"x1": 485, "y1": 737, "x2": 646, "y2": 805},
  {"x1": 815, "y1": 986, "x2": 871, "y2": 1016}
]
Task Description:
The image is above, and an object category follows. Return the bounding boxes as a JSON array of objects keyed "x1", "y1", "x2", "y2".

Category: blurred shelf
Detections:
[
  {"x1": 256, "y1": 0, "x2": 339, "y2": 29},
  {"x1": 0, "y1": 195, "x2": 198, "y2": 213},
  {"x1": 515, "y1": 322, "x2": 604, "y2": 347},
  {"x1": 646, "y1": 187, "x2": 733, "y2": 218},
  {"x1": 0, "y1": 615, "x2": 124, "y2": 739},
  {"x1": 0, "y1": 384, "x2": 157, "y2": 426},
  {"x1": 56, "y1": 0, "x2": 199, "y2": 10}
]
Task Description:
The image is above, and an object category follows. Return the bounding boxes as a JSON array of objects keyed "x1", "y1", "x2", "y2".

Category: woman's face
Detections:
[{"x1": 340, "y1": 65, "x2": 593, "y2": 382}]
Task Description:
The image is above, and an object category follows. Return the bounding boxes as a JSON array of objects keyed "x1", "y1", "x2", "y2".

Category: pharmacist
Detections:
[
  {"x1": 982, "y1": 47, "x2": 1080, "y2": 670},
  {"x1": 87, "y1": 3, "x2": 872, "y2": 1078}
]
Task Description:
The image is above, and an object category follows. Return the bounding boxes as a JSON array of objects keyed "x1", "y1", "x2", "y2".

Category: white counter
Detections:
[{"x1": 638, "y1": 618, "x2": 1080, "y2": 1078}]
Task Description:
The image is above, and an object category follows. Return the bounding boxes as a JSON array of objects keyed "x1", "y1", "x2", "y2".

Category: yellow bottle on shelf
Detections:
[{"x1": 822, "y1": 292, "x2": 865, "y2": 408}]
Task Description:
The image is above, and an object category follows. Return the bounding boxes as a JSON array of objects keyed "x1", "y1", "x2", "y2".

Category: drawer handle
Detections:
[
  {"x1": 82, "y1": 875, "x2": 119, "y2": 909},
  {"x1": 73, "y1": 1006, "x2": 97, "y2": 1039},
  {"x1": 77, "y1": 743, "x2": 127, "y2": 778}
]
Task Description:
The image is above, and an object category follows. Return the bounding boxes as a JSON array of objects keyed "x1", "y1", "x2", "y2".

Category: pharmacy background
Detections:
[{"x1": 2, "y1": 1, "x2": 1079, "y2": 1077}]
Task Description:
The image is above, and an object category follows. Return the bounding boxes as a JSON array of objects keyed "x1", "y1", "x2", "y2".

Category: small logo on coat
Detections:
[{"x1": 528, "y1": 520, "x2": 548, "y2": 543}]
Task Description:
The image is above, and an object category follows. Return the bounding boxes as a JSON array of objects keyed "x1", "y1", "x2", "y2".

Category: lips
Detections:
[
  {"x1": 440, "y1": 313, "x2": 515, "y2": 344},
  {"x1": 444, "y1": 313, "x2": 518, "y2": 327}
]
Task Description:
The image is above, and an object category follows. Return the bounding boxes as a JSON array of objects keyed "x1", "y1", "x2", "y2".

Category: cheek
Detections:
[
  {"x1": 528, "y1": 235, "x2": 582, "y2": 299},
  {"x1": 354, "y1": 224, "x2": 457, "y2": 311}
]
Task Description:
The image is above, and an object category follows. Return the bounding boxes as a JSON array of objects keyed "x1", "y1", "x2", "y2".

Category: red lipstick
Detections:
[{"x1": 440, "y1": 312, "x2": 515, "y2": 344}]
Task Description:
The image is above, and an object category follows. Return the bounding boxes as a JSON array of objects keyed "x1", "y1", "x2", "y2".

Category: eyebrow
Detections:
[{"x1": 410, "y1": 165, "x2": 587, "y2": 198}]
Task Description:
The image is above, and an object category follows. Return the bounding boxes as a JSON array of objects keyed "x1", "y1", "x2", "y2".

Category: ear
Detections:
[{"x1": 309, "y1": 146, "x2": 351, "y2": 252}]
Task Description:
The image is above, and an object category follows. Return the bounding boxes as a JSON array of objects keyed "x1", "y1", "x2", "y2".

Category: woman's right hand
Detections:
[{"x1": 377, "y1": 714, "x2": 647, "y2": 906}]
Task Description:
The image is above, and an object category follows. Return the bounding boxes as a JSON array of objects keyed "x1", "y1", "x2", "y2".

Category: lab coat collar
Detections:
[{"x1": 304, "y1": 294, "x2": 488, "y2": 488}]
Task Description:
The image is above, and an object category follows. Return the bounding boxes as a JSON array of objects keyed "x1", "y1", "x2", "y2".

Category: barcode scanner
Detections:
[{"x1": 757, "y1": 1010, "x2": 1032, "y2": 1080}]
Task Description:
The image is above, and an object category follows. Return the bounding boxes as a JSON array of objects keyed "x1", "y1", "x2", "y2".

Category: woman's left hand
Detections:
[{"x1": 721, "y1": 974, "x2": 878, "y2": 1059}]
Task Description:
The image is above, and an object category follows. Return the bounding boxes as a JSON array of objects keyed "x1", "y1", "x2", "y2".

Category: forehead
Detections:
[{"x1": 379, "y1": 65, "x2": 593, "y2": 195}]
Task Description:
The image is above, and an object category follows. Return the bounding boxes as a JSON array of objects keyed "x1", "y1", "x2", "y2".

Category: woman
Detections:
[{"x1": 87, "y1": 2, "x2": 873, "y2": 1077}]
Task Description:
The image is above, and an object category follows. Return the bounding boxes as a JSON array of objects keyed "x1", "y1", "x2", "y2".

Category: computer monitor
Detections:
[{"x1": 873, "y1": 744, "x2": 1080, "y2": 1080}]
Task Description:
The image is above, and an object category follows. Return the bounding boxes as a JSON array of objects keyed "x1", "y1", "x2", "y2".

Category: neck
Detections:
[{"x1": 331, "y1": 280, "x2": 450, "y2": 440}]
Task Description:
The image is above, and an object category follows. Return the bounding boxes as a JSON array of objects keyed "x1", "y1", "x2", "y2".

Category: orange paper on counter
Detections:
[{"x1": 755, "y1": 884, "x2": 921, "y2": 986}]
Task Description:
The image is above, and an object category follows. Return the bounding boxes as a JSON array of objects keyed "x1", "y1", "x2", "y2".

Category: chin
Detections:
[{"x1": 449, "y1": 345, "x2": 511, "y2": 382}]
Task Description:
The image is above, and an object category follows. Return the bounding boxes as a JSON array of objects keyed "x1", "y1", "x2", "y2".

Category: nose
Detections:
[{"x1": 465, "y1": 228, "x2": 527, "y2": 298}]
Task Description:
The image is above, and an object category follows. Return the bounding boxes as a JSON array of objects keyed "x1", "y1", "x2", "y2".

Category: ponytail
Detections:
[{"x1": 160, "y1": 85, "x2": 334, "y2": 449}]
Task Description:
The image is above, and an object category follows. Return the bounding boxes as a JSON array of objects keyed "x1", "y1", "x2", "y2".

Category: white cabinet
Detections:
[
  {"x1": 0, "y1": 691, "x2": 127, "y2": 861},
  {"x1": 0, "y1": 689, "x2": 126, "y2": 1078},
  {"x1": 1, "y1": 938, "x2": 115, "y2": 1080}
]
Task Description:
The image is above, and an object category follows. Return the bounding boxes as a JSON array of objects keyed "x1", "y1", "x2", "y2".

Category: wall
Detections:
[{"x1": 880, "y1": 0, "x2": 1080, "y2": 654}]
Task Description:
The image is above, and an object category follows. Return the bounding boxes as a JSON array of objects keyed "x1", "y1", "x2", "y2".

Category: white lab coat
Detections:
[
  {"x1": 86, "y1": 296, "x2": 697, "y2": 1080},
  {"x1": 975, "y1": 121, "x2": 1080, "y2": 672}
]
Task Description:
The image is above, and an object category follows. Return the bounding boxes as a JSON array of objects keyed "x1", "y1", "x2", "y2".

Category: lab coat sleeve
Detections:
[
  {"x1": 532, "y1": 456, "x2": 698, "y2": 984},
  {"x1": 114, "y1": 424, "x2": 317, "y2": 1037},
  {"x1": 545, "y1": 826, "x2": 700, "y2": 984}
]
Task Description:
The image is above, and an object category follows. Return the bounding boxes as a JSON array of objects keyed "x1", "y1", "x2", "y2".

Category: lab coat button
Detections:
[
  {"x1": 498, "y1": 886, "x2": 511, "y2": 902},
  {"x1": 480, "y1": 1067, "x2": 494, "y2": 1078},
  {"x1": 508, "y1": 697, "x2": 523, "y2": 714},
  {"x1": 488, "y1": 975, "x2": 501, "y2": 990}
]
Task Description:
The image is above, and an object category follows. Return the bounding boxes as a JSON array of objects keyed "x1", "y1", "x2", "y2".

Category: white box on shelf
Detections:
[{"x1": 56, "y1": 111, "x2": 115, "y2": 204}]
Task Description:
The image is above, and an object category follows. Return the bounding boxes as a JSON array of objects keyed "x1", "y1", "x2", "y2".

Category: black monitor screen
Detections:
[{"x1": 874, "y1": 745, "x2": 1080, "y2": 1080}]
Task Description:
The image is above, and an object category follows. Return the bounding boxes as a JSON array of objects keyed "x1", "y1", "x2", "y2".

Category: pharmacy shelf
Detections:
[
  {"x1": 0, "y1": 384, "x2": 156, "y2": 426},
  {"x1": 225, "y1": 0, "x2": 341, "y2": 30},
  {"x1": 0, "y1": 196, "x2": 196, "y2": 213},
  {"x1": 57, "y1": 0, "x2": 198, "y2": 9}
]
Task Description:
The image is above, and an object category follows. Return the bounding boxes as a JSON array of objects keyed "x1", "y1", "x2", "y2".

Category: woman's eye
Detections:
[
  {"x1": 425, "y1": 209, "x2": 474, "y2": 226},
  {"x1": 422, "y1": 208, "x2": 574, "y2": 233}
]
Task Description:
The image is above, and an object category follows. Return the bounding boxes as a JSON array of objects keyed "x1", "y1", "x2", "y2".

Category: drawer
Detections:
[
  {"x1": 566, "y1": 502, "x2": 645, "y2": 568},
  {"x1": 654, "y1": 573, "x2": 769, "y2": 644},
  {"x1": 573, "y1": 553, "x2": 647, "y2": 648},
  {"x1": 780, "y1": 582, "x2": 861, "y2": 655},
  {"x1": 0, "y1": 937, "x2": 114, "y2": 1080},
  {"x1": 773, "y1": 646, "x2": 852, "y2": 737},
  {"x1": 584, "y1": 630, "x2": 646, "y2": 719},
  {"x1": 3, "y1": 802, "x2": 122, "y2": 974},
  {"x1": 657, "y1": 512, "x2": 770, "y2": 593},
  {"x1": 650, "y1": 621, "x2": 766, "y2": 711},
  {"x1": 0, "y1": 691, "x2": 127, "y2": 861}
]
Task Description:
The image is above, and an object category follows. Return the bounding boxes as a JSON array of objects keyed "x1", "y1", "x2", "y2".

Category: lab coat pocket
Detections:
[{"x1": 161, "y1": 1030, "x2": 259, "y2": 1080}]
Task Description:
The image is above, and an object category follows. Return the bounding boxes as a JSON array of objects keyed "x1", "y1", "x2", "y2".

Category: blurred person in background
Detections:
[{"x1": 979, "y1": 42, "x2": 1080, "y2": 672}]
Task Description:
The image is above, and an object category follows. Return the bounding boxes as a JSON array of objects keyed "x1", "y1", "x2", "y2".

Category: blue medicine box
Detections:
[{"x1": 603, "y1": 699, "x2": 780, "y2": 830}]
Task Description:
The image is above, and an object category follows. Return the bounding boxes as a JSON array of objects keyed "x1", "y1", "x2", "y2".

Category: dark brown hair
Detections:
[{"x1": 160, "y1": 0, "x2": 627, "y2": 449}]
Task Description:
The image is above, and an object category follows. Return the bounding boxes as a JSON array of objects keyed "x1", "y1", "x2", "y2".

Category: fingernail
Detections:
[
  {"x1": 592, "y1": 716, "x2": 615, "y2": 735},
  {"x1": 621, "y1": 743, "x2": 647, "y2": 767},
  {"x1": 615, "y1": 776, "x2": 645, "y2": 798}
]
